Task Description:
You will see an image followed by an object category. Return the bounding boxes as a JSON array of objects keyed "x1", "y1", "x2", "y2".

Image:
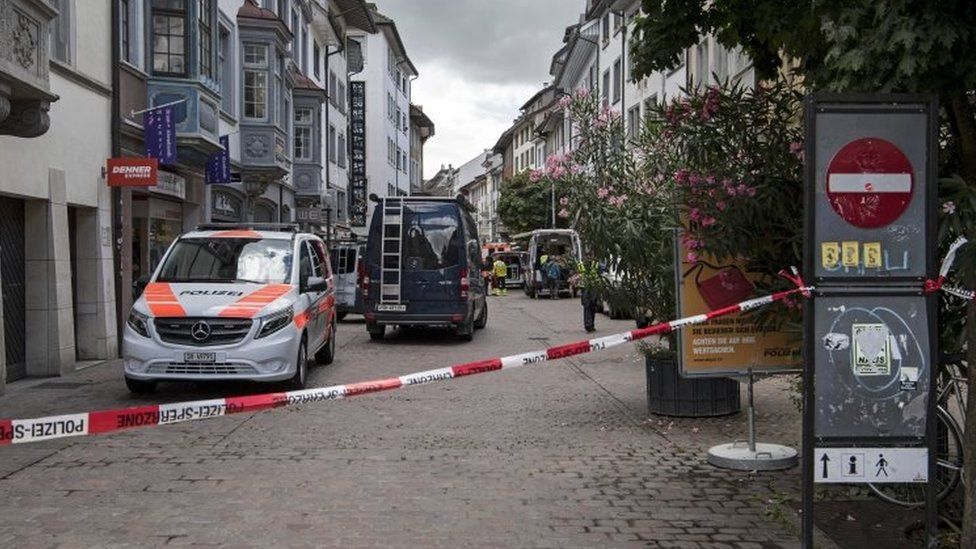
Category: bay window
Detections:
[
  {"x1": 151, "y1": 0, "x2": 187, "y2": 76},
  {"x1": 198, "y1": 0, "x2": 214, "y2": 80},
  {"x1": 294, "y1": 107, "x2": 313, "y2": 161},
  {"x1": 243, "y1": 43, "x2": 268, "y2": 119}
]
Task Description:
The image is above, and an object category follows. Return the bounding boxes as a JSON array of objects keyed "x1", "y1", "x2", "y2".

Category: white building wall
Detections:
[
  {"x1": 350, "y1": 26, "x2": 412, "y2": 232},
  {"x1": 0, "y1": 0, "x2": 117, "y2": 387}
]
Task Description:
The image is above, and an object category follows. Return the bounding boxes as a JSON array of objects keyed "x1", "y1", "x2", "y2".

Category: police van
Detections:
[{"x1": 123, "y1": 224, "x2": 337, "y2": 393}]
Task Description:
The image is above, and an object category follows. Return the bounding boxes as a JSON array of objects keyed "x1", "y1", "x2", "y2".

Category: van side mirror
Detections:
[
  {"x1": 302, "y1": 276, "x2": 329, "y2": 293},
  {"x1": 133, "y1": 274, "x2": 151, "y2": 298}
]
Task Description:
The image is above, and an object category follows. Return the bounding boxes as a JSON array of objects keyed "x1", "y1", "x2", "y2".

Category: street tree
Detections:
[
  {"x1": 497, "y1": 170, "x2": 567, "y2": 235},
  {"x1": 631, "y1": 0, "x2": 976, "y2": 543}
]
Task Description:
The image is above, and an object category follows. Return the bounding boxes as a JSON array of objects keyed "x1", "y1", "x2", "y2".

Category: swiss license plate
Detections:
[
  {"x1": 184, "y1": 352, "x2": 216, "y2": 363},
  {"x1": 376, "y1": 303, "x2": 406, "y2": 312}
]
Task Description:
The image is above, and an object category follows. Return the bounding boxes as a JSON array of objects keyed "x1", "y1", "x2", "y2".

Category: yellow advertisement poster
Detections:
[{"x1": 677, "y1": 237, "x2": 802, "y2": 377}]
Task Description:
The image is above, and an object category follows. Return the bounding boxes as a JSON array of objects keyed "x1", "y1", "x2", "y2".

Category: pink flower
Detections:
[
  {"x1": 689, "y1": 208, "x2": 701, "y2": 222},
  {"x1": 597, "y1": 187, "x2": 610, "y2": 199},
  {"x1": 557, "y1": 95, "x2": 572, "y2": 109},
  {"x1": 716, "y1": 201, "x2": 726, "y2": 211},
  {"x1": 686, "y1": 251, "x2": 699, "y2": 264},
  {"x1": 529, "y1": 169, "x2": 542, "y2": 182},
  {"x1": 789, "y1": 141, "x2": 804, "y2": 158},
  {"x1": 942, "y1": 201, "x2": 956, "y2": 214},
  {"x1": 746, "y1": 186, "x2": 757, "y2": 197},
  {"x1": 574, "y1": 87, "x2": 591, "y2": 98},
  {"x1": 557, "y1": 208, "x2": 570, "y2": 218},
  {"x1": 701, "y1": 216, "x2": 716, "y2": 227},
  {"x1": 559, "y1": 196, "x2": 569, "y2": 206}
]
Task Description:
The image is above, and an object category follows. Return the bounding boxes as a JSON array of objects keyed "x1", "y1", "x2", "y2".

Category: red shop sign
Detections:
[
  {"x1": 825, "y1": 137, "x2": 914, "y2": 229},
  {"x1": 107, "y1": 157, "x2": 158, "y2": 187}
]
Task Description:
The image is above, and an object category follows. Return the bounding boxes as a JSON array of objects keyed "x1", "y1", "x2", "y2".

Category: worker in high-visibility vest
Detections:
[{"x1": 492, "y1": 257, "x2": 509, "y2": 296}]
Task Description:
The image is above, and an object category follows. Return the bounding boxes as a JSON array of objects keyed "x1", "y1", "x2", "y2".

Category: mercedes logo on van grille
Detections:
[{"x1": 191, "y1": 321, "x2": 212, "y2": 342}]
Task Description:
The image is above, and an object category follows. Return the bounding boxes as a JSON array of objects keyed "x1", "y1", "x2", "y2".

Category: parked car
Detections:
[
  {"x1": 122, "y1": 223, "x2": 337, "y2": 393},
  {"x1": 363, "y1": 195, "x2": 488, "y2": 341},
  {"x1": 329, "y1": 240, "x2": 365, "y2": 320},
  {"x1": 514, "y1": 229, "x2": 583, "y2": 298}
]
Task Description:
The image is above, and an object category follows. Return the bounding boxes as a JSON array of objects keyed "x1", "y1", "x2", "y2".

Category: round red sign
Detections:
[{"x1": 825, "y1": 137, "x2": 914, "y2": 229}]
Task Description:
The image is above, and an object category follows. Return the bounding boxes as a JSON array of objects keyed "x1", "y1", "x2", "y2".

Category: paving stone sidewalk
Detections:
[{"x1": 0, "y1": 293, "x2": 830, "y2": 548}]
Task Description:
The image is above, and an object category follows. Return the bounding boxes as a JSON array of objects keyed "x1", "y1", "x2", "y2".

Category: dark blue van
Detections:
[{"x1": 363, "y1": 195, "x2": 488, "y2": 341}]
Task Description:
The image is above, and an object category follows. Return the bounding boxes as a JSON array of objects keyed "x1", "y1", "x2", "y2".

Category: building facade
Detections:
[
  {"x1": 0, "y1": 0, "x2": 117, "y2": 393},
  {"x1": 347, "y1": 4, "x2": 416, "y2": 235},
  {"x1": 408, "y1": 103, "x2": 434, "y2": 194}
]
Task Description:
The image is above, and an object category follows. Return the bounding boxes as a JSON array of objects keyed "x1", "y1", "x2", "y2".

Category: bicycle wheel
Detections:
[{"x1": 868, "y1": 406, "x2": 964, "y2": 507}]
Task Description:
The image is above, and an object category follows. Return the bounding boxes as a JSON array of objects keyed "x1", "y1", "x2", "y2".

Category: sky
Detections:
[{"x1": 375, "y1": 0, "x2": 583, "y2": 179}]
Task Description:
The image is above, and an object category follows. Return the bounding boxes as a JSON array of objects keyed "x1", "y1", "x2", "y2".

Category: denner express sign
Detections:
[{"x1": 107, "y1": 157, "x2": 158, "y2": 186}]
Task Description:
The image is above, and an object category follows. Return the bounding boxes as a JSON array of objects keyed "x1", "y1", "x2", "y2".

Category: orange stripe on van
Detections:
[
  {"x1": 218, "y1": 284, "x2": 294, "y2": 318},
  {"x1": 143, "y1": 283, "x2": 187, "y2": 317},
  {"x1": 210, "y1": 230, "x2": 263, "y2": 239}
]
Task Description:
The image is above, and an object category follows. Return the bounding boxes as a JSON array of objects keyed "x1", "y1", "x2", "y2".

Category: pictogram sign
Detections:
[{"x1": 825, "y1": 138, "x2": 913, "y2": 229}]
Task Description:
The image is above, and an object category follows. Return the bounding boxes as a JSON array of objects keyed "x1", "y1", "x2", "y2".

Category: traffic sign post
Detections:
[{"x1": 802, "y1": 94, "x2": 939, "y2": 548}]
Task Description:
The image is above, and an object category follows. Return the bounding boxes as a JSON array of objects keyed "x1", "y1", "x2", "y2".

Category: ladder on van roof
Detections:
[{"x1": 379, "y1": 197, "x2": 404, "y2": 303}]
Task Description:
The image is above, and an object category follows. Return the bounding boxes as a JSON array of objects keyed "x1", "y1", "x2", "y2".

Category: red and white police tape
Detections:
[{"x1": 0, "y1": 278, "x2": 814, "y2": 447}]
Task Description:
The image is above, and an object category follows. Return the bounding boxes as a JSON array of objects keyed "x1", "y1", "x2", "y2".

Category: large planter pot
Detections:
[{"x1": 645, "y1": 355, "x2": 741, "y2": 417}]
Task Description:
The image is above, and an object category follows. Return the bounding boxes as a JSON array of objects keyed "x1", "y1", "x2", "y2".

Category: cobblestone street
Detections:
[{"x1": 0, "y1": 293, "x2": 817, "y2": 548}]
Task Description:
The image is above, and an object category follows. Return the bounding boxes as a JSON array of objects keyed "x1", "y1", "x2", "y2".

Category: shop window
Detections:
[
  {"x1": 151, "y1": 0, "x2": 187, "y2": 76},
  {"x1": 243, "y1": 43, "x2": 268, "y2": 119}
]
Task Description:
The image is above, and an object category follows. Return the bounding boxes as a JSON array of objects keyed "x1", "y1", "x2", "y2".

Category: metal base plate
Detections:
[{"x1": 707, "y1": 442, "x2": 798, "y2": 471}]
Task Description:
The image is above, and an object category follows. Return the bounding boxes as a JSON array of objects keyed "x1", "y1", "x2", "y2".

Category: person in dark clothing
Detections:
[
  {"x1": 578, "y1": 260, "x2": 600, "y2": 332},
  {"x1": 545, "y1": 257, "x2": 561, "y2": 299}
]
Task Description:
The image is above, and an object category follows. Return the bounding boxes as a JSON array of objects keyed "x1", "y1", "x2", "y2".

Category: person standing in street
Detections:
[
  {"x1": 546, "y1": 257, "x2": 561, "y2": 299},
  {"x1": 578, "y1": 259, "x2": 600, "y2": 332},
  {"x1": 492, "y1": 256, "x2": 508, "y2": 296}
]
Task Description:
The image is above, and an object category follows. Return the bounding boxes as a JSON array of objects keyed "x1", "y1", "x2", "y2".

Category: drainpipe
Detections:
[{"x1": 110, "y1": 0, "x2": 126, "y2": 345}]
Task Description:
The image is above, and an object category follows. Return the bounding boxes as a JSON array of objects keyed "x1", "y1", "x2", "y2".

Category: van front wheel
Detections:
[{"x1": 474, "y1": 300, "x2": 488, "y2": 329}]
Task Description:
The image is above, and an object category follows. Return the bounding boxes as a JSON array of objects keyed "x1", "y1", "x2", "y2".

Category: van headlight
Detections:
[
  {"x1": 256, "y1": 306, "x2": 293, "y2": 339},
  {"x1": 127, "y1": 310, "x2": 150, "y2": 338}
]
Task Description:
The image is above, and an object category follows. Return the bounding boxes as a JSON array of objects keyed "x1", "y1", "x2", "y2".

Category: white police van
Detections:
[{"x1": 123, "y1": 224, "x2": 337, "y2": 393}]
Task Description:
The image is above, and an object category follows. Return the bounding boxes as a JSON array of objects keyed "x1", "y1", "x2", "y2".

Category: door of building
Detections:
[{"x1": 0, "y1": 196, "x2": 26, "y2": 381}]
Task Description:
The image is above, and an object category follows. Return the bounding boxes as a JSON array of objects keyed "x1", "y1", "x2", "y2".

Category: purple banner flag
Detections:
[
  {"x1": 144, "y1": 105, "x2": 177, "y2": 165},
  {"x1": 206, "y1": 135, "x2": 231, "y2": 184}
]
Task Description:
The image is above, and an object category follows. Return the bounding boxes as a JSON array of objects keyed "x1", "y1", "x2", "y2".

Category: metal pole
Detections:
[
  {"x1": 110, "y1": 0, "x2": 123, "y2": 339},
  {"x1": 551, "y1": 181, "x2": 555, "y2": 227},
  {"x1": 747, "y1": 368, "x2": 756, "y2": 453}
]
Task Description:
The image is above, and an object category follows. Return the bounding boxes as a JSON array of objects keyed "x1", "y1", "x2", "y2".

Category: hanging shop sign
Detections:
[
  {"x1": 144, "y1": 104, "x2": 177, "y2": 165},
  {"x1": 296, "y1": 207, "x2": 322, "y2": 223},
  {"x1": 675, "y1": 243, "x2": 801, "y2": 377},
  {"x1": 205, "y1": 135, "x2": 231, "y2": 184},
  {"x1": 107, "y1": 157, "x2": 158, "y2": 186},
  {"x1": 349, "y1": 81, "x2": 368, "y2": 227}
]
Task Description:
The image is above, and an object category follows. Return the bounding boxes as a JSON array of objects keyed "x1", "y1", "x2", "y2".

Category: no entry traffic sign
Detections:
[{"x1": 825, "y1": 138, "x2": 913, "y2": 229}]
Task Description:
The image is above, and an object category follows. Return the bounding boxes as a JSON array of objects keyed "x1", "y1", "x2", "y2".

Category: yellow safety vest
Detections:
[{"x1": 493, "y1": 260, "x2": 508, "y2": 277}]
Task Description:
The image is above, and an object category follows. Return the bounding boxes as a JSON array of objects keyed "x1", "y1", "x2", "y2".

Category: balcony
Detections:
[
  {"x1": 0, "y1": 0, "x2": 59, "y2": 137},
  {"x1": 145, "y1": 79, "x2": 223, "y2": 167}
]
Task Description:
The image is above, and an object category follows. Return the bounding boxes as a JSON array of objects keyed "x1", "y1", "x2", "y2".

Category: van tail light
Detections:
[{"x1": 460, "y1": 267, "x2": 469, "y2": 299}]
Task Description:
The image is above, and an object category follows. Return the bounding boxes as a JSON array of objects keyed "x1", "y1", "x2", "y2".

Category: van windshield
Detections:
[
  {"x1": 156, "y1": 238, "x2": 292, "y2": 284},
  {"x1": 401, "y1": 203, "x2": 461, "y2": 270}
]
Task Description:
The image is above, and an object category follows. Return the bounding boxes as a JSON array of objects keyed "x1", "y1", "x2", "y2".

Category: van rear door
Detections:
[{"x1": 400, "y1": 202, "x2": 463, "y2": 308}]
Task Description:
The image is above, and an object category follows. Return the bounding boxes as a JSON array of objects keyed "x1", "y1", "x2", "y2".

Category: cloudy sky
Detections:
[{"x1": 376, "y1": 0, "x2": 583, "y2": 178}]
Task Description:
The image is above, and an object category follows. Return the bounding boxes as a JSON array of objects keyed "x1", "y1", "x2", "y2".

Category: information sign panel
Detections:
[
  {"x1": 814, "y1": 447, "x2": 927, "y2": 484},
  {"x1": 812, "y1": 294, "x2": 932, "y2": 439}
]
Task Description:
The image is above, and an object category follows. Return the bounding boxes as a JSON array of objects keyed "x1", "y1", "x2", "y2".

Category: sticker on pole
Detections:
[
  {"x1": 825, "y1": 137, "x2": 914, "y2": 229},
  {"x1": 815, "y1": 447, "x2": 927, "y2": 484}
]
